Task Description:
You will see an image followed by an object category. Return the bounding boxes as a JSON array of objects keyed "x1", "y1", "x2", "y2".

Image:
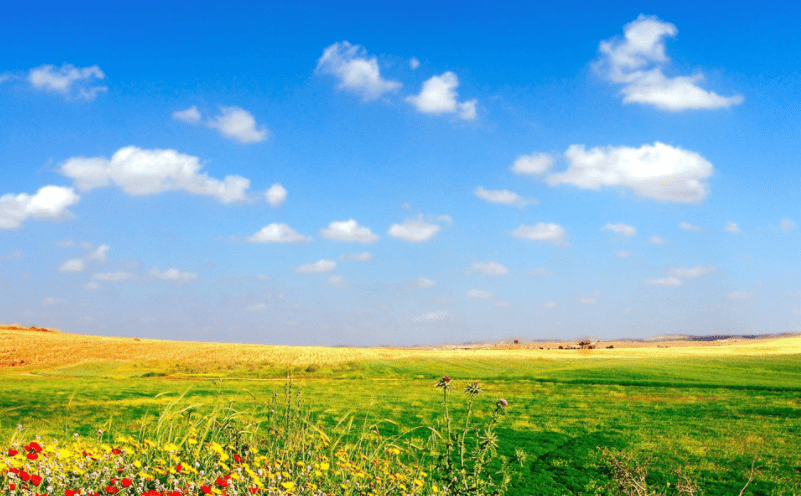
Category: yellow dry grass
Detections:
[{"x1": 1, "y1": 324, "x2": 800, "y2": 370}]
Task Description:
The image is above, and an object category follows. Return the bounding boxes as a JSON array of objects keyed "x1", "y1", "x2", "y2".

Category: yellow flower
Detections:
[
  {"x1": 280, "y1": 481, "x2": 294, "y2": 490},
  {"x1": 320, "y1": 462, "x2": 330, "y2": 471}
]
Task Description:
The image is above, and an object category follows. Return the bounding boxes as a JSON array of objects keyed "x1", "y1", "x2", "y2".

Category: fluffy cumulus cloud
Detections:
[
  {"x1": 511, "y1": 153, "x2": 554, "y2": 176},
  {"x1": 725, "y1": 222, "x2": 741, "y2": 234},
  {"x1": 511, "y1": 223, "x2": 568, "y2": 247},
  {"x1": 728, "y1": 291, "x2": 752, "y2": 300},
  {"x1": 467, "y1": 289, "x2": 494, "y2": 300},
  {"x1": 28, "y1": 63, "x2": 107, "y2": 101},
  {"x1": 596, "y1": 15, "x2": 744, "y2": 111},
  {"x1": 148, "y1": 268, "x2": 198, "y2": 283},
  {"x1": 779, "y1": 218, "x2": 797, "y2": 232},
  {"x1": 466, "y1": 262, "x2": 508, "y2": 276},
  {"x1": 650, "y1": 235, "x2": 667, "y2": 245},
  {"x1": 58, "y1": 258, "x2": 85, "y2": 273},
  {"x1": 173, "y1": 106, "x2": 268, "y2": 144},
  {"x1": 679, "y1": 221, "x2": 703, "y2": 232},
  {"x1": 341, "y1": 252, "x2": 373, "y2": 262},
  {"x1": 320, "y1": 219, "x2": 379, "y2": 243},
  {"x1": 316, "y1": 41, "x2": 402, "y2": 101},
  {"x1": 474, "y1": 187, "x2": 531, "y2": 207},
  {"x1": 671, "y1": 266, "x2": 716, "y2": 279},
  {"x1": 265, "y1": 183, "x2": 287, "y2": 207},
  {"x1": 296, "y1": 259, "x2": 337, "y2": 274},
  {"x1": 92, "y1": 271, "x2": 137, "y2": 282},
  {"x1": 646, "y1": 266, "x2": 716, "y2": 287},
  {"x1": 248, "y1": 223, "x2": 311, "y2": 243},
  {"x1": 412, "y1": 277, "x2": 437, "y2": 288},
  {"x1": 207, "y1": 106, "x2": 268, "y2": 144},
  {"x1": 60, "y1": 146, "x2": 252, "y2": 204},
  {"x1": 172, "y1": 106, "x2": 202, "y2": 124},
  {"x1": 0, "y1": 186, "x2": 80, "y2": 229},
  {"x1": 544, "y1": 142, "x2": 713, "y2": 203},
  {"x1": 406, "y1": 72, "x2": 477, "y2": 120},
  {"x1": 646, "y1": 276, "x2": 682, "y2": 286},
  {"x1": 603, "y1": 222, "x2": 637, "y2": 236},
  {"x1": 387, "y1": 217, "x2": 442, "y2": 242}
]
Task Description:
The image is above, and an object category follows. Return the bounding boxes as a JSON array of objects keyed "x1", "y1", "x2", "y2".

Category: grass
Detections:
[{"x1": 2, "y1": 326, "x2": 801, "y2": 495}]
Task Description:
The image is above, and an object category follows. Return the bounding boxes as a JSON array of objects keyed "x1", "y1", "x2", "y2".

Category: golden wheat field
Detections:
[{"x1": 2, "y1": 324, "x2": 800, "y2": 369}]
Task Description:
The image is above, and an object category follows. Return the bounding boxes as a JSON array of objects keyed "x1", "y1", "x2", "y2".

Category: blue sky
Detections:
[{"x1": 1, "y1": 0, "x2": 799, "y2": 345}]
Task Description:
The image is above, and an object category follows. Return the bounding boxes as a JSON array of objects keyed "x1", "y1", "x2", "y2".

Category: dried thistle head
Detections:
[
  {"x1": 435, "y1": 375, "x2": 452, "y2": 392},
  {"x1": 464, "y1": 381, "x2": 482, "y2": 397}
]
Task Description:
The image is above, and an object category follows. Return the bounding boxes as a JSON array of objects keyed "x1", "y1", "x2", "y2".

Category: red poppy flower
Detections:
[
  {"x1": 110, "y1": 478, "x2": 118, "y2": 485},
  {"x1": 65, "y1": 490, "x2": 81, "y2": 496},
  {"x1": 20, "y1": 471, "x2": 31, "y2": 482},
  {"x1": 26, "y1": 442, "x2": 43, "y2": 453},
  {"x1": 215, "y1": 477, "x2": 228, "y2": 488},
  {"x1": 233, "y1": 454, "x2": 243, "y2": 463},
  {"x1": 93, "y1": 493, "x2": 102, "y2": 496},
  {"x1": 121, "y1": 479, "x2": 132, "y2": 488},
  {"x1": 167, "y1": 492, "x2": 182, "y2": 496},
  {"x1": 200, "y1": 485, "x2": 212, "y2": 495},
  {"x1": 9, "y1": 484, "x2": 16, "y2": 491},
  {"x1": 8, "y1": 449, "x2": 19, "y2": 456},
  {"x1": 31, "y1": 475, "x2": 43, "y2": 486},
  {"x1": 105, "y1": 486, "x2": 119, "y2": 494},
  {"x1": 27, "y1": 452, "x2": 38, "y2": 460},
  {"x1": 248, "y1": 488, "x2": 259, "y2": 494},
  {"x1": 10, "y1": 468, "x2": 20, "y2": 474},
  {"x1": 111, "y1": 448, "x2": 122, "y2": 455},
  {"x1": 175, "y1": 464, "x2": 183, "y2": 472}
]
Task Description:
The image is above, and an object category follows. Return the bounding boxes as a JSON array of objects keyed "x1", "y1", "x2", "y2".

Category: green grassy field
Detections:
[{"x1": 2, "y1": 351, "x2": 800, "y2": 495}]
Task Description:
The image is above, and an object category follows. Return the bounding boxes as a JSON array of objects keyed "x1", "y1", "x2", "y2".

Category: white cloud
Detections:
[
  {"x1": 60, "y1": 146, "x2": 251, "y2": 204},
  {"x1": 725, "y1": 222, "x2": 741, "y2": 234},
  {"x1": 679, "y1": 221, "x2": 703, "y2": 232},
  {"x1": 0, "y1": 185, "x2": 80, "y2": 230},
  {"x1": 148, "y1": 268, "x2": 198, "y2": 282},
  {"x1": 528, "y1": 268, "x2": 554, "y2": 277},
  {"x1": 85, "y1": 244, "x2": 110, "y2": 263},
  {"x1": 92, "y1": 271, "x2": 137, "y2": 282},
  {"x1": 413, "y1": 277, "x2": 437, "y2": 288},
  {"x1": 265, "y1": 183, "x2": 287, "y2": 207},
  {"x1": 84, "y1": 282, "x2": 100, "y2": 290},
  {"x1": 413, "y1": 309, "x2": 451, "y2": 323},
  {"x1": 58, "y1": 258, "x2": 85, "y2": 273},
  {"x1": 543, "y1": 301, "x2": 557, "y2": 309},
  {"x1": 296, "y1": 259, "x2": 337, "y2": 274},
  {"x1": 546, "y1": 142, "x2": 713, "y2": 203},
  {"x1": 603, "y1": 222, "x2": 637, "y2": 236},
  {"x1": 650, "y1": 235, "x2": 667, "y2": 245},
  {"x1": 670, "y1": 266, "x2": 716, "y2": 279},
  {"x1": 646, "y1": 276, "x2": 682, "y2": 286},
  {"x1": 578, "y1": 297, "x2": 596, "y2": 304},
  {"x1": 406, "y1": 72, "x2": 477, "y2": 121},
  {"x1": 2, "y1": 249, "x2": 23, "y2": 261},
  {"x1": 595, "y1": 15, "x2": 743, "y2": 111},
  {"x1": 495, "y1": 301, "x2": 510, "y2": 308},
  {"x1": 466, "y1": 262, "x2": 509, "y2": 276},
  {"x1": 617, "y1": 250, "x2": 634, "y2": 258},
  {"x1": 320, "y1": 219, "x2": 379, "y2": 243},
  {"x1": 248, "y1": 223, "x2": 311, "y2": 243},
  {"x1": 467, "y1": 289, "x2": 494, "y2": 300},
  {"x1": 410, "y1": 57, "x2": 420, "y2": 70},
  {"x1": 328, "y1": 275, "x2": 347, "y2": 287},
  {"x1": 511, "y1": 223, "x2": 568, "y2": 247},
  {"x1": 28, "y1": 63, "x2": 107, "y2": 101},
  {"x1": 341, "y1": 252, "x2": 373, "y2": 262},
  {"x1": 246, "y1": 303, "x2": 268, "y2": 312},
  {"x1": 511, "y1": 153, "x2": 554, "y2": 176},
  {"x1": 41, "y1": 297, "x2": 64, "y2": 306},
  {"x1": 388, "y1": 218, "x2": 441, "y2": 242},
  {"x1": 780, "y1": 218, "x2": 797, "y2": 232},
  {"x1": 316, "y1": 41, "x2": 402, "y2": 101},
  {"x1": 172, "y1": 106, "x2": 202, "y2": 124},
  {"x1": 207, "y1": 106, "x2": 268, "y2": 144},
  {"x1": 474, "y1": 187, "x2": 532, "y2": 207},
  {"x1": 728, "y1": 291, "x2": 752, "y2": 300}
]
